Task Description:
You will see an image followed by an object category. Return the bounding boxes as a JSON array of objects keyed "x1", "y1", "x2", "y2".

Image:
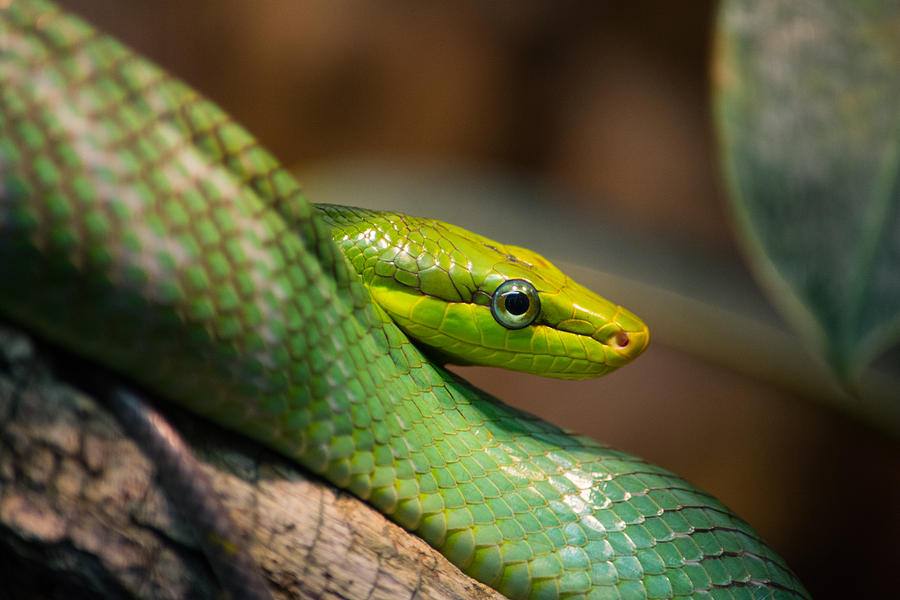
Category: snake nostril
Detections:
[{"x1": 615, "y1": 331, "x2": 629, "y2": 348}]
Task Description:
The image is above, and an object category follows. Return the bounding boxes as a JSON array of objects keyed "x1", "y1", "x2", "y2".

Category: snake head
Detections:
[
  {"x1": 488, "y1": 245, "x2": 651, "y2": 378},
  {"x1": 347, "y1": 213, "x2": 649, "y2": 380}
]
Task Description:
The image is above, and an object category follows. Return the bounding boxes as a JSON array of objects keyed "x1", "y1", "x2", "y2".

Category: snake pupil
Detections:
[{"x1": 504, "y1": 292, "x2": 529, "y2": 315}]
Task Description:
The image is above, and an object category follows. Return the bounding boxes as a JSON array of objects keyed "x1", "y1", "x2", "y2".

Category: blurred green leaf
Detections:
[{"x1": 714, "y1": 1, "x2": 900, "y2": 384}]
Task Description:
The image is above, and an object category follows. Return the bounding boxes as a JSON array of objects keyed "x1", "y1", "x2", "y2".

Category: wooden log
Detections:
[{"x1": 0, "y1": 323, "x2": 504, "y2": 600}]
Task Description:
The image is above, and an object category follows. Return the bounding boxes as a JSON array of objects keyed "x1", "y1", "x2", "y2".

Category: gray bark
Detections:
[{"x1": 0, "y1": 323, "x2": 504, "y2": 600}]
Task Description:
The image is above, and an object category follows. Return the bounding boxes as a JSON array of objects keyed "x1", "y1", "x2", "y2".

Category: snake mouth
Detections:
[
  {"x1": 398, "y1": 314, "x2": 647, "y2": 379},
  {"x1": 369, "y1": 282, "x2": 649, "y2": 379}
]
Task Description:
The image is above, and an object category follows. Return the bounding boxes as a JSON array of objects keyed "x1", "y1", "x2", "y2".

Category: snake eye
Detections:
[{"x1": 491, "y1": 279, "x2": 541, "y2": 329}]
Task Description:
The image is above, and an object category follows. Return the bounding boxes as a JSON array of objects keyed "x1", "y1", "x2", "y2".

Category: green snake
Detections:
[{"x1": 0, "y1": 2, "x2": 809, "y2": 599}]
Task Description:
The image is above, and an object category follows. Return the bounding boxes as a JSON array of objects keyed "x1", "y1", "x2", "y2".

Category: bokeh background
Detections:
[{"x1": 56, "y1": 2, "x2": 900, "y2": 598}]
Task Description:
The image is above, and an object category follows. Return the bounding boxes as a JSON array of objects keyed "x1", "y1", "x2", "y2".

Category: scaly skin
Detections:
[
  {"x1": 317, "y1": 204, "x2": 649, "y2": 378},
  {"x1": 0, "y1": 2, "x2": 809, "y2": 599}
]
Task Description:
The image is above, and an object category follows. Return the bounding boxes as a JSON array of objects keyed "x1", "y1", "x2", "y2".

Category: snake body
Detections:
[{"x1": 0, "y1": 2, "x2": 809, "y2": 599}]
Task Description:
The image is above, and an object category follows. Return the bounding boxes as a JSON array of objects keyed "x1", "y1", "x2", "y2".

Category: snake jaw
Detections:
[{"x1": 368, "y1": 282, "x2": 648, "y2": 379}]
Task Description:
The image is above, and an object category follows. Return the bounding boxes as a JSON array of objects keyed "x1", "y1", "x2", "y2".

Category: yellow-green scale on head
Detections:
[{"x1": 315, "y1": 204, "x2": 650, "y2": 379}]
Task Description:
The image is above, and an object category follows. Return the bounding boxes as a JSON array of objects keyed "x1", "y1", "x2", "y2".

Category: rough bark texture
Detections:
[{"x1": 0, "y1": 322, "x2": 504, "y2": 600}]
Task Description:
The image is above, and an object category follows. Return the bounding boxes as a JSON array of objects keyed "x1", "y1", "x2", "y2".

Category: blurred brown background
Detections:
[{"x1": 56, "y1": 1, "x2": 900, "y2": 598}]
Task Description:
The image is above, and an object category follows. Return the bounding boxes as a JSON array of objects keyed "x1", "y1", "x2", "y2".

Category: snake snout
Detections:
[
  {"x1": 587, "y1": 312, "x2": 649, "y2": 363},
  {"x1": 611, "y1": 303, "x2": 649, "y2": 355},
  {"x1": 615, "y1": 324, "x2": 649, "y2": 360}
]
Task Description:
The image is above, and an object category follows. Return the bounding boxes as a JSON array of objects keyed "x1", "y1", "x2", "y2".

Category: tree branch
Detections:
[{"x1": 0, "y1": 323, "x2": 504, "y2": 600}]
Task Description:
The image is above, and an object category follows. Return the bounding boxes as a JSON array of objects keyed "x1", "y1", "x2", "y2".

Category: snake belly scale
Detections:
[{"x1": 0, "y1": 1, "x2": 809, "y2": 599}]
